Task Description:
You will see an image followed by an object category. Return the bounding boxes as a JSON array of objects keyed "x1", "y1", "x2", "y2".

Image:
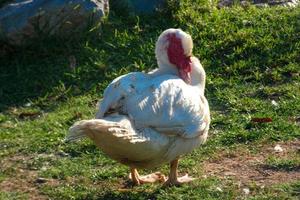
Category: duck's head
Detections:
[{"x1": 155, "y1": 28, "x2": 193, "y2": 84}]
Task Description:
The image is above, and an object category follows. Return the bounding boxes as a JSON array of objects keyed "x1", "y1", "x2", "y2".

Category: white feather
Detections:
[{"x1": 67, "y1": 28, "x2": 210, "y2": 169}]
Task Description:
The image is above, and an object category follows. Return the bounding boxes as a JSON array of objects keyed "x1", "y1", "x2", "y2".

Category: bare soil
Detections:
[
  {"x1": 0, "y1": 140, "x2": 299, "y2": 198},
  {"x1": 203, "y1": 140, "x2": 300, "y2": 187},
  {"x1": 0, "y1": 155, "x2": 59, "y2": 200}
]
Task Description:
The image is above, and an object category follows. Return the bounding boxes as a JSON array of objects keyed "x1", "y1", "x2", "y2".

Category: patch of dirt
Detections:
[
  {"x1": 0, "y1": 154, "x2": 59, "y2": 200},
  {"x1": 203, "y1": 140, "x2": 300, "y2": 187},
  {"x1": 1, "y1": 140, "x2": 299, "y2": 198}
]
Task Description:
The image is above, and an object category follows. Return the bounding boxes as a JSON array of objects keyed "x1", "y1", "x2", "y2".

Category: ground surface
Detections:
[{"x1": 0, "y1": 0, "x2": 299, "y2": 199}]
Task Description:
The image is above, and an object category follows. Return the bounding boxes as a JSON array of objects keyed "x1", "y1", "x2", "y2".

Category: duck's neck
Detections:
[
  {"x1": 148, "y1": 60, "x2": 178, "y2": 77},
  {"x1": 190, "y1": 57, "x2": 206, "y2": 95},
  {"x1": 148, "y1": 57, "x2": 206, "y2": 94}
]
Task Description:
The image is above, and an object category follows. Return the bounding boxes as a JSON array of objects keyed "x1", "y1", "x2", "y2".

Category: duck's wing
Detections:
[
  {"x1": 126, "y1": 76, "x2": 210, "y2": 138},
  {"x1": 95, "y1": 72, "x2": 148, "y2": 119},
  {"x1": 96, "y1": 73, "x2": 210, "y2": 139}
]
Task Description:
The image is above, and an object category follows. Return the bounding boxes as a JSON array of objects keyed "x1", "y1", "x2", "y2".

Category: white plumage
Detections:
[{"x1": 66, "y1": 28, "x2": 210, "y2": 186}]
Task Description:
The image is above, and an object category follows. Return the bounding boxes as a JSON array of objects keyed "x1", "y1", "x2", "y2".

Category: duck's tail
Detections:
[
  {"x1": 64, "y1": 116, "x2": 171, "y2": 169},
  {"x1": 65, "y1": 119, "x2": 125, "y2": 142}
]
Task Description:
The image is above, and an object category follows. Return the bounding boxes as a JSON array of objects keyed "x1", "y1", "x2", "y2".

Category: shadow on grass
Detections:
[
  {"x1": 262, "y1": 165, "x2": 300, "y2": 172},
  {"x1": 0, "y1": 34, "x2": 101, "y2": 111},
  {"x1": 96, "y1": 190, "x2": 161, "y2": 200},
  {"x1": 1, "y1": 5, "x2": 298, "y2": 114},
  {"x1": 0, "y1": 11, "x2": 174, "y2": 112}
]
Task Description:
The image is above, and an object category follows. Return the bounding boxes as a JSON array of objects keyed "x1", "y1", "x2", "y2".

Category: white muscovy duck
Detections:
[{"x1": 65, "y1": 28, "x2": 210, "y2": 186}]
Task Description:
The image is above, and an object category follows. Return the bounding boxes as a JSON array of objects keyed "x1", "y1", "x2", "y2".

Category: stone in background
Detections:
[{"x1": 0, "y1": 0, "x2": 109, "y2": 44}]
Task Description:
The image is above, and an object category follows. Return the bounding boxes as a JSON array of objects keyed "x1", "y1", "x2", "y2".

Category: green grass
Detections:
[
  {"x1": 264, "y1": 156, "x2": 300, "y2": 171},
  {"x1": 0, "y1": 192, "x2": 28, "y2": 200},
  {"x1": 0, "y1": 0, "x2": 300, "y2": 199}
]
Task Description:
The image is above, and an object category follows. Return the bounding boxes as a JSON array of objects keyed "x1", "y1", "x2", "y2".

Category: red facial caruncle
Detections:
[{"x1": 166, "y1": 33, "x2": 192, "y2": 84}]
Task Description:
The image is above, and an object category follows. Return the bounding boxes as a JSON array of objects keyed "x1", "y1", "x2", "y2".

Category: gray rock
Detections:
[
  {"x1": 0, "y1": 0, "x2": 109, "y2": 44},
  {"x1": 255, "y1": 3, "x2": 269, "y2": 7},
  {"x1": 240, "y1": 0, "x2": 251, "y2": 7},
  {"x1": 217, "y1": 0, "x2": 234, "y2": 8}
]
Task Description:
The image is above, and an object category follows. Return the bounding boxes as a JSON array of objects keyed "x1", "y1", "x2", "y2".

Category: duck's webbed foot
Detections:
[
  {"x1": 163, "y1": 159, "x2": 196, "y2": 187},
  {"x1": 163, "y1": 173, "x2": 195, "y2": 186},
  {"x1": 129, "y1": 168, "x2": 166, "y2": 185}
]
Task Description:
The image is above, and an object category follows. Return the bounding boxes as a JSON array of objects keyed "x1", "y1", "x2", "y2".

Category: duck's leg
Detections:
[
  {"x1": 129, "y1": 168, "x2": 166, "y2": 185},
  {"x1": 130, "y1": 168, "x2": 141, "y2": 185},
  {"x1": 163, "y1": 158, "x2": 195, "y2": 186}
]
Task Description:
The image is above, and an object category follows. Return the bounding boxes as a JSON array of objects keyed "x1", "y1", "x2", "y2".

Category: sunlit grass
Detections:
[{"x1": 0, "y1": 0, "x2": 299, "y2": 199}]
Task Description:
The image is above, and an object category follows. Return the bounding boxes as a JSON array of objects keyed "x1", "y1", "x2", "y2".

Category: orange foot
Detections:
[
  {"x1": 163, "y1": 174, "x2": 196, "y2": 187},
  {"x1": 129, "y1": 171, "x2": 166, "y2": 185}
]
